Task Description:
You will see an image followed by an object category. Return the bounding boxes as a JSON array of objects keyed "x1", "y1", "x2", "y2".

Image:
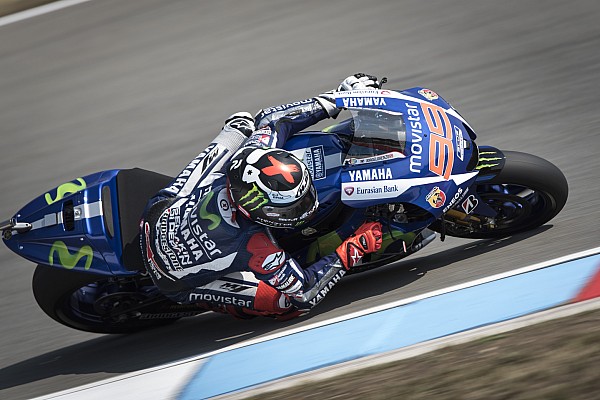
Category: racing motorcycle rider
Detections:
[{"x1": 141, "y1": 73, "x2": 384, "y2": 320}]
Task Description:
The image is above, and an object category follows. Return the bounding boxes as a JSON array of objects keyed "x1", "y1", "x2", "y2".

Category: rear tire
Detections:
[{"x1": 33, "y1": 265, "x2": 180, "y2": 334}]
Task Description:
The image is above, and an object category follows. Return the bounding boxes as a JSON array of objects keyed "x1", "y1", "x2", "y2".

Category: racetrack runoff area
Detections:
[{"x1": 32, "y1": 247, "x2": 600, "y2": 400}]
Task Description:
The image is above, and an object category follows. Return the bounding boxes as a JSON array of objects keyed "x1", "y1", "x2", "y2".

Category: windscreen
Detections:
[{"x1": 345, "y1": 109, "x2": 407, "y2": 160}]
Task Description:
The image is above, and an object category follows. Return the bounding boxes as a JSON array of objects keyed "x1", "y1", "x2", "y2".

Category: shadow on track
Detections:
[
  {"x1": 311, "y1": 225, "x2": 553, "y2": 315},
  {"x1": 0, "y1": 226, "x2": 550, "y2": 392}
]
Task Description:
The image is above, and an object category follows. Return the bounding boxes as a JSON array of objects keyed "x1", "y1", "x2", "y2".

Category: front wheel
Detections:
[
  {"x1": 32, "y1": 265, "x2": 198, "y2": 334},
  {"x1": 432, "y1": 151, "x2": 568, "y2": 239}
]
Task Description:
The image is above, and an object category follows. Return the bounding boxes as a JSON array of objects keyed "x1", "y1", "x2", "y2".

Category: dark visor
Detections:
[{"x1": 262, "y1": 185, "x2": 318, "y2": 221}]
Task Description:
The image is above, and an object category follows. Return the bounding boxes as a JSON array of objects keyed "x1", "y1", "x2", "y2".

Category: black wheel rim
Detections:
[
  {"x1": 478, "y1": 183, "x2": 555, "y2": 233},
  {"x1": 59, "y1": 278, "x2": 160, "y2": 328},
  {"x1": 444, "y1": 183, "x2": 555, "y2": 237}
]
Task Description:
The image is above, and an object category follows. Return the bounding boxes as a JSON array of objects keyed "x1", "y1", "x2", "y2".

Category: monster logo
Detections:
[
  {"x1": 476, "y1": 151, "x2": 503, "y2": 170},
  {"x1": 45, "y1": 178, "x2": 86, "y2": 205},
  {"x1": 239, "y1": 183, "x2": 268, "y2": 211},
  {"x1": 49, "y1": 240, "x2": 93, "y2": 270}
]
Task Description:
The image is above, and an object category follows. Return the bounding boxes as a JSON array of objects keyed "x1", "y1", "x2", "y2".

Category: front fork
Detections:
[{"x1": 435, "y1": 146, "x2": 508, "y2": 236}]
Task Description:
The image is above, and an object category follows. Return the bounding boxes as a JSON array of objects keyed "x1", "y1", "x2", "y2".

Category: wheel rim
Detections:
[
  {"x1": 443, "y1": 183, "x2": 556, "y2": 237},
  {"x1": 60, "y1": 278, "x2": 159, "y2": 327},
  {"x1": 478, "y1": 183, "x2": 556, "y2": 232}
]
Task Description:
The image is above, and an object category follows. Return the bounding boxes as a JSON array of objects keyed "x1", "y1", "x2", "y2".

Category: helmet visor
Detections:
[{"x1": 262, "y1": 184, "x2": 319, "y2": 223}]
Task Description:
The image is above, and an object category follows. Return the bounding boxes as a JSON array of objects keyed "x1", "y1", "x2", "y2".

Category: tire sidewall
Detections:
[{"x1": 32, "y1": 265, "x2": 176, "y2": 334}]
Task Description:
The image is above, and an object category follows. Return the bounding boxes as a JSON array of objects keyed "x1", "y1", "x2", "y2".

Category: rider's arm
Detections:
[
  {"x1": 246, "y1": 223, "x2": 381, "y2": 310},
  {"x1": 156, "y1": 113, "x2": 255, "y2": 199},
  {"x1": 154, "y1": 96, "x2": 333, "y2": 198},
  {"x1": 246, "y1": 73, "x2": 380, "y2": 150},
  {"x1": 243, "y1": 96, "x2": 337, "y2": 150}
]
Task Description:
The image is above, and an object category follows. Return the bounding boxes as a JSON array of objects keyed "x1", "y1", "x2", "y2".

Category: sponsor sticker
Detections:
[
  {"x1": 442, "y1": 187, "x2": 466, "y2": 213},
  {"x1": 418, "y1": 88, "x2": 439, "y2": 101},
  {"x1": 405, "y1": 102, "x2": 455, "y2": 180},
  {"x1": 340, "y1": 97, "x2": 388, "y2": 109},
  {"x1": 260, "y1": 98, "x2": 313, "y2": 116},
  {"x1": 461, "y1": 194, "x2": 479, "y2": 214},
  {"x1": 307, "y1": 269, "x2": 346, "y2": 307},
  {"x1": 245, "y1": 129, "x2": 273, "y2": 147},
  {"x1": 345, "y1": 151, "x2": 405, "y2": 166},
  {"x1": 139, "y1": 311, "x2": 200, "y2": 320},
  {"x1": 239, "y1": 183, "x2": 268, "y2": 211},
  {"x1": 48, "y1": 240, "x2": 93, "y2": 270},
  {"x1": 217, "y1": 188, "x2": 239, "y2": 228},
  {"x1": 406, "y1": 103, "x2": 424, "y2": 174},
  {"x1": 341, "y1": 181, "x2": 401, "y2": 200},
  {"x1": 426, "y1": 186, "x2": 446, "y2": 209},
  {"x1": 348, "y1": 167, "x2": 393, "y2": 182},
  {"x1": 144, "y1": 222, "x2": 162, "y2": 280},
  {"x1": 454, "y1": 125, "x2": 465, "y2": 161},
  {"x1": 188, "y1": 293, "x2": 252, "y2": 308},
  {"x1": 219, "y1": 282, "x2": 252, "y2": 293},
  {"x1": 45, "y1": 178, "x2": 86, "y2": 205},
  {"x1": 294, "y1": 170, "x2": 310, "y2": 199},
  {"x1": 304, "y1": 145, "x2": 326, "y2": 180}
]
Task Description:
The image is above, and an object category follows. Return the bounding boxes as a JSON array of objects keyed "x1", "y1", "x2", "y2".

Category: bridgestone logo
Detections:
[{"x1": 139, "y1": 311, "x2": 199, "y2": 320}]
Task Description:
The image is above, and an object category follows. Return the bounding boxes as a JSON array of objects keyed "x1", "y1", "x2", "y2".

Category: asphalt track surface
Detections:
[{"x1": 0, "y1": 1, "x2": 599, "y2": 398}]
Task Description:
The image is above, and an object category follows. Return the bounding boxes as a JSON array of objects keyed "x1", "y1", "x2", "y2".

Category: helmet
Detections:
[{"x1": 226, "y1": 147, "x2": 319, "y2": 228}]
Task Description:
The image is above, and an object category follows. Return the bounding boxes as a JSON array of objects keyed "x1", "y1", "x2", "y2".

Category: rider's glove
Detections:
[
  {"x1": 336, "y1": 221, "x2": 383, "y2": 269},
  {"x1": 337, "y1": 73, "x2": 380, "y2": 91},
  {"x1": 223, "y1": 111, "x2": 256, "y2": 138},
  {"x1": 315, "y1": 73, "x2": 380, "y2": 119}
]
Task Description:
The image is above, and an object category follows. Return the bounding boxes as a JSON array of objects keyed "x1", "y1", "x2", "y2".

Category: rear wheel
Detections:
[
  {"x1": 432, "y1": 151, "x2": 568, "y2": 239},
  {"x1": 32, "y1": 265, "x2": 199, "y2": 334}
]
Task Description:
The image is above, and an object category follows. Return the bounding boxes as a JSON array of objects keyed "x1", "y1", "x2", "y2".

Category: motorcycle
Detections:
[{"x1": 0, "y1": 87, "x2": 568, "y2": 333}]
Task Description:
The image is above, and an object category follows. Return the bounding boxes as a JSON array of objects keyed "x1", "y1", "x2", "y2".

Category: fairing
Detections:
[
  {"x1": 2, "y1": 170, "x2": 130, "y2": 276},
  {"x1": 331, "y1": 88, "x2": 479, "y2": 219}
]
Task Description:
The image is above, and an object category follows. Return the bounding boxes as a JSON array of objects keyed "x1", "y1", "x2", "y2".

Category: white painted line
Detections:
[
  {"x1": 0, "y1": 0, "x2": 92, "y2": 28},
  {"x1": 177, "y1": 246, "x2": 600, "y2": 362},
  {"x1": 31, "y1": 358, "x2": 206, "y2": 400},
  {"x1": 31, "y1": 246, "x2": 600, "y2": 399}
]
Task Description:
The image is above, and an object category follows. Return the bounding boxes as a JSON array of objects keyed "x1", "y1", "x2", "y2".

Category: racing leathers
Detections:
[{"x1": 140, "y1": 93, "x2": 378, "y2": 319}]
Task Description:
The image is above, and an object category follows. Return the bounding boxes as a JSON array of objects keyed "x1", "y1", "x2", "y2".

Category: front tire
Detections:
[{"x1": 434, "y1": 151, "x2": 568, "y2": 239}]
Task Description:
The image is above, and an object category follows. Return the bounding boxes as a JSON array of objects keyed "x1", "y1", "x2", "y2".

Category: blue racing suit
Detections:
[{"x1": 140, "y1": 97, "x2": 349, "y2": 318}]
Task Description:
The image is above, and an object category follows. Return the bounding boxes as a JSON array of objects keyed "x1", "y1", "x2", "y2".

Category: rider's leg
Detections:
[{"x1": 169, "y1": 271, "x2": 297, "y2": 319}]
